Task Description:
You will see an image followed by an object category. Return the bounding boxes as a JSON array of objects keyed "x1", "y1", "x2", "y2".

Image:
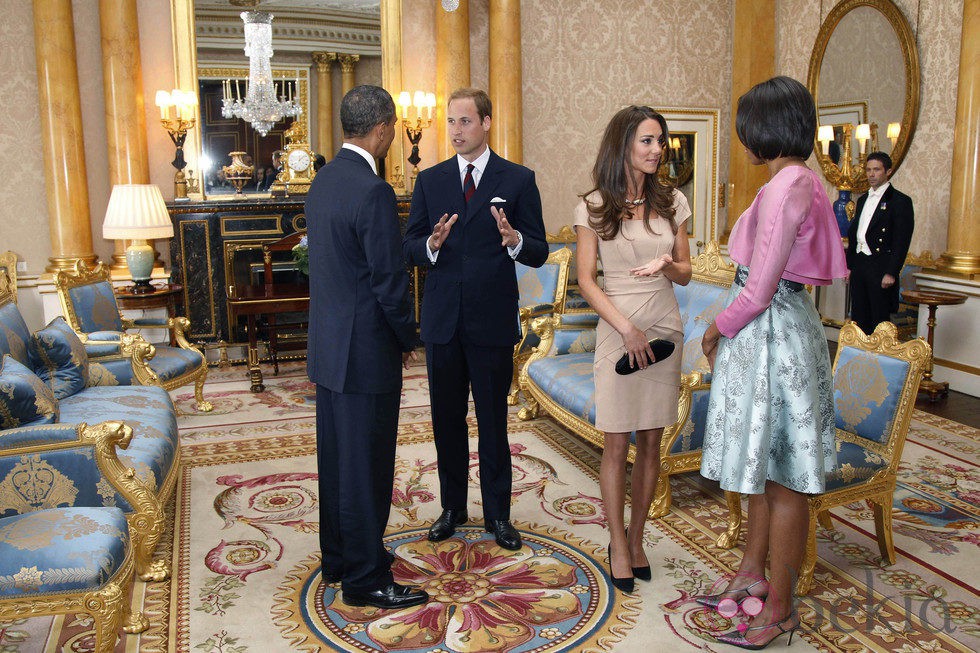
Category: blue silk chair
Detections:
[
  {"x1": 547, "y1": 225, "x2": 596, "y2": 324},
  {"x1": 0, "y1": 421, "x2": 149, "y2": 652},
  {"x1": 55, "y1": 261, "x2": 212, "y2": 412},
  {"x1": 510, "y1": 246, "x2": 572, "y2": 404},
  {"x1": 720, "y1": 322, "x2": 930, "y2": 595}
]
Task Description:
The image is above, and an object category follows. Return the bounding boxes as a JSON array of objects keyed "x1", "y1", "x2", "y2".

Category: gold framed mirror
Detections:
[
  {"x1": 169, "y1": 0, "x2": 405, "y2": 193},
  {"x1": 807, "y1": 0, "x2": 919, "y2": 190}
]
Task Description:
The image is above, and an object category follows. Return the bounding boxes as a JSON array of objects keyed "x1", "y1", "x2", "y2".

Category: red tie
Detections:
[{"x1": 463, "y1": 163, "x2": 476, "y2": 203}]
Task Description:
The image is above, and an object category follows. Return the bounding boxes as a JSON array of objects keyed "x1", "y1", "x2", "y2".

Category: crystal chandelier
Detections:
[{"x1": 221, "y1": 11, "x2": 301, "y2": 136}]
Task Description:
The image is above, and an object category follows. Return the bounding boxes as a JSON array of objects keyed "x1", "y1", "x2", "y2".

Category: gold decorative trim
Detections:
[
  {"x1": 932, "y1": 357, "x2": 980, "y2": 377},
  {"x1": 0, "y1": 251, "x2": 17, "y2": 304},
  {"x1": 808, "y1": 0, "x2": 920, "y2": 186},
  {"x1": 219, "y1": 215, "x2": 284, "y2": 237}
]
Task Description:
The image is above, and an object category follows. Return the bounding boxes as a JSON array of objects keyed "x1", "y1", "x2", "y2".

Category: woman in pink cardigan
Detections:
[{"x1": 698, "y1": 76, "x2": 848, "y2": 649}]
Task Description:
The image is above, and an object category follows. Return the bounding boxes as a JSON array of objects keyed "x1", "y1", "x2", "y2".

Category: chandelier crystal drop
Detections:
[{"x1": 221, "y1": 11, "x2": 301, "y2": 137}]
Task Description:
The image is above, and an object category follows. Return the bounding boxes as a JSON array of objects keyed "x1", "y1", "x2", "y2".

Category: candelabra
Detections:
[
  {"x1": 817, "y1": 121, "x2": 900, "y2": 235},
  {"x1": 155, "y1": 89, "x2": 198, "y2": 200},
  {"x1": 398, "y1": 91, "x2": 436, "y2": 191}
]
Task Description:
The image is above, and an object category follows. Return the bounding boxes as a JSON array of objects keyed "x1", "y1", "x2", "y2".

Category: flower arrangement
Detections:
[{"x1": 292, "y1": 235, "x2": 309, "y2": 276}]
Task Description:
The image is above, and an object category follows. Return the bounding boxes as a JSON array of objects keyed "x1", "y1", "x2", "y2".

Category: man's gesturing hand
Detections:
[
  {"x1": 427, "y1": 213, "x2": 458, "y2": 252},
  {"x1": 491, "y1": 206, "x2": 520, "y2": 248}
]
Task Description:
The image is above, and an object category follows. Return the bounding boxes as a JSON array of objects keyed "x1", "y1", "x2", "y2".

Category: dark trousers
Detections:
[
  {"x1": 426, "y1": 334, "x2": 514, "y2": 520},
  {"x1": 849, "y1": 254, "x2": 899, "y2": 335},
  {"x1": 316, "y1": 384, "x2": 399, "y2": 592}
]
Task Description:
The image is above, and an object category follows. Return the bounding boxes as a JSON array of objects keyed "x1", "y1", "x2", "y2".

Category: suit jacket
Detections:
[
  {"x1": 403, "y1": 150, "x2": 549, "y2": 347},
  {"x1": 305, "y1": 148, "x2": 418, "y2": 394},
  {"x1": 846, "y1": 184, "x2": 914, "y2": 279}
]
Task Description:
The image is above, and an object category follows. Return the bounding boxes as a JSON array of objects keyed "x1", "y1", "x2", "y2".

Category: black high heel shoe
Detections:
[
  {"x1": 715, "y1": 611, "x2": 800, "y2": 650},
  {"x1": 606, "y1": 544, "x2": 634, "y2": 593},
  {"x1": 625, "y1": 527, "x2": 651, "y2": 581},
  {"x1": 695, "y1": 578, "x2": 768, "y2": 609}
]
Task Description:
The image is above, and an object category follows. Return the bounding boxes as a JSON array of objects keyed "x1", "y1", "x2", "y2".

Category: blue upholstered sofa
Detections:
[
  {"x1": 517, "y1": 241, "x2": 736, "y2": 518},
  {"x1": 0, "y1": 267, "x2": 178, "y2": 582}
]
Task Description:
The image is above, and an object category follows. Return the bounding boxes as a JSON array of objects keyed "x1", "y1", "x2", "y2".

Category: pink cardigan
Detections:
[{"x1": 715, "y1": 165, "x2": 848, "y2": 339}]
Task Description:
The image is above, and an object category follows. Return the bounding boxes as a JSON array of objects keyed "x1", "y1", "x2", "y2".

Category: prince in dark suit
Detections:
[
  {"x1": 306, "y1": 86, "x2": 427, "y2": 610},
  {"x1": 846, "y1": 151, "x2": 914, "y2": 335},
  {"x1": 403, "y1": 88, "x2": 548, "y2": 550}
]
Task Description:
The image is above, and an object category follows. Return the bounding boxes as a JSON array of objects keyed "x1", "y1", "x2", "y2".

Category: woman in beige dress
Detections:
[{"x1": 574, "y1": 106, "x2": 692, "y2": 592}]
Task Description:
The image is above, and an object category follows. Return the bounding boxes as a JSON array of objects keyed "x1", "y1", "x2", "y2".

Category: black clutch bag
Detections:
[{"x1": 615, "y1": 339, "x2": 675, "y2": 375}]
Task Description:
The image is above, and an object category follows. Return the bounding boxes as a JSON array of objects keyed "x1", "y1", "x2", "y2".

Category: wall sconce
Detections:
[
  {"x1": 816, "y1": 121, "x2": 881, "y2": 235},
  {"x1": 886, "y1": 122, "x2": 901, "y2": 149},
  {"x1": 155, "y1": 89, "x2": 198, "y2": 200},
  {"x1": 102, "y1": 184, "x2": 174, "y2": 294},
  {"x1": 398, "y1": 90, "x2": 436, "y2": 191}
]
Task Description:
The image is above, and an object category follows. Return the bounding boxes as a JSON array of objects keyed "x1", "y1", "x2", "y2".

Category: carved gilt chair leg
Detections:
[
  {"x1": 194, "y1": 371, "x2": 214, "y2": 412},
  {"x1": 871, "y1": 492, "x2": 897, "y2": 565},
  {"x1": 796, "y1": 507, "x2": 819, "y2": 596},
  {"x1": 817, "y1": 509, "x2": 833, "y2": 530},
  {"x1": 128, "y1": 505, "x2": 171, "y2": 581},
  {"x1": 648, "y1": 474, "x2": 671, "y2": 519},
  {"x1": 91, "y1": 582, "x2": 127, "y2": 653},
  {"x1": 716, "y1": 490, "x2": 742, "y2": 549},
  {"x1": 517, "y1": 395, "x2": 540, "y2": 420}
]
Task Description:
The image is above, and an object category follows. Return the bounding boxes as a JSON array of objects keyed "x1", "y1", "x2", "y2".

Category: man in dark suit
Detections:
[
  {"x1": 846, "y1": 151, "x2": 914, "y2": 335},
  {"x1": 306, "y1": 85, "x2": 427, "y2": 610},
  {"x1": 403, "y1": 88, "x2": 548, "y2": 551}
]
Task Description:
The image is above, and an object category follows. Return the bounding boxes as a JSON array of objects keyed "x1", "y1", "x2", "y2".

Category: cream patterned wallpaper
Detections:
[
  {"x1": 520, "y1": 0, "x2": 733, "y2": 233},
  {"x1": 777, "y1": 0, "x2": 963, "y2": 257}
]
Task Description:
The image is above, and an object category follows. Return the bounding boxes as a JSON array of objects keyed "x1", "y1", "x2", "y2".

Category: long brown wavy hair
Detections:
[{"x1": 581, "y1": 105, "x2": 677, "y2": 240}]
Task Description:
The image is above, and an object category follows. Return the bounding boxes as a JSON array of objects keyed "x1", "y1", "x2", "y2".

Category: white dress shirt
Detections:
[
  {"x1": 426, "y1": 147, "x2": 523, "y2": 263},
  {"x1": 855, "y1": 181, "x2": 890, "y2": 256},
  {"x1": 341, "y1": 142, "x2": 377, "y2": 175}
]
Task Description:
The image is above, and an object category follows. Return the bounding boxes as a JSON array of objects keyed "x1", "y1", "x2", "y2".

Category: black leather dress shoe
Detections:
[
  {"x1": 485, "y1": 519, "x2": 522, "y2": 550},
  {"x1": 342, "y1": 582, "x2": 429, "y2": 609},
  {"x1": 428, "y1": 509, "x2": 468, "y2": 541}
]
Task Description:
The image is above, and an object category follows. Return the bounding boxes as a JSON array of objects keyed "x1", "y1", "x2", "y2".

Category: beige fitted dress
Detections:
[{"x1": 573, "y1": 190, "x2": 690, "y2": 432}]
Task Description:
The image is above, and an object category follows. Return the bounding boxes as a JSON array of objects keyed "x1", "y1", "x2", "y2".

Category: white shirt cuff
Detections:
[
  {"x1": 426, "y1": 238, "x2": 440, "y2": 264},
  {"x1": 507, "y1": 231, "x2": 523, "y2": 259}
]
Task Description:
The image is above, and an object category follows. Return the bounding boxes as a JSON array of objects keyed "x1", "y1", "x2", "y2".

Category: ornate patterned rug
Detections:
[{"x1": 1, "y1": 363, "x2": 977, "y2": 652}]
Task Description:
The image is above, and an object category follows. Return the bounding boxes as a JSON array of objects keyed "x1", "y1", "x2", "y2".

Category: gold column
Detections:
[
  {"x1": 312, "y1": 52, "x2": 337, "y2": 159},
  {"x1": 939, "y1": 0, "x2": 980, "y2": 276},
  {"x1": 725, "y1": 0, "x2": 775, "y2": 240},
  {"x1": 100, "y1": 0, "x2": 151, "y2": 270},
  {"x1": 34, "y1": 0, "x2": 96, "y2": 273},
  {"x1": 488, "y1": 0, "x2": 522, "y2": 163},
  {"x1": 381, "y1": 0, "x2": 405, "y2": 191},
  {"x1": 436, "y1": 1, "x2": 470, "y2": 160},
  {"x1": 339, "y1": 54, "x2": 360, "y2": 97}
]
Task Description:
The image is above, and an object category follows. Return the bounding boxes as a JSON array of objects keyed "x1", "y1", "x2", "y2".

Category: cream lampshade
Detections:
[{"x1": 102, "y1": 184, "x2": 174, "y2": 294}]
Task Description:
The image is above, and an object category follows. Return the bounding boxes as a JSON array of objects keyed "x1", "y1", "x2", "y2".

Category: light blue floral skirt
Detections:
[{"x1": 700, "y1": 266, "x2": 836, "y2": 495}]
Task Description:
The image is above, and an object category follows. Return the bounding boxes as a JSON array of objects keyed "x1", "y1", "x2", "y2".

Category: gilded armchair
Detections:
[
  {"x1": 509, "y1": 246, "x2": 572, "y2": 405},
  {"x1": 0, "y1": 421, "x2": 150, "y2": 652},
  {"x1": 719, "y1": 322, "x2": 930, "y2": 595},
  {"x1": 54, "y1": 260, "x2": 212, "y2": 411}
]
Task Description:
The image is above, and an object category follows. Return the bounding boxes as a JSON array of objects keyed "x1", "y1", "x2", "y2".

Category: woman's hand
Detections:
[
  {"x1": 630, "y1": 254, "x2": 673, "y2": 277},
  {"x1": 701, "y1": 321, "x2": 721, "y2": 371},
  {"x1": 620, "y1": 324, "x2": 655, "y2": 371}
]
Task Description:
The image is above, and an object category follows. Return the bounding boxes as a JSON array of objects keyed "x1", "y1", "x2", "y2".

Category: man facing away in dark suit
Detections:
[
  {"x1": 305, "y1": 85, "x2": 428, "y2": 610},
  {"x1": 403, "y1": 88, "x2": 549, "y2": 551},
  {"x1": 846, "y1": 151, "x2": 914, "y2": 335}
]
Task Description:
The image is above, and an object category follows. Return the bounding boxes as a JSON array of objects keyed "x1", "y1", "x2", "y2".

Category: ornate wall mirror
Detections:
[
  {"x1": 170, "y1": 0, "x2": 403, "y2": 197},
  {"x1": 807, "y1": 0, "x2": 919, "y2": 190}
]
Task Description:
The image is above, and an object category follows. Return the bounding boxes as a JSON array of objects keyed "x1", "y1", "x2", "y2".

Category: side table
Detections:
[
  {"x1": 901, "y1": 289, "x2": 968, "y2": 401},
  {"x1": 114, "y1": 283, "x2": 184, "y2": 347}
]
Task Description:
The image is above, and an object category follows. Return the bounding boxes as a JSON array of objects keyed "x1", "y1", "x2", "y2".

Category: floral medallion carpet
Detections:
[{"x1": 1, "y1": 361, "x2": 978, "y2": 652}]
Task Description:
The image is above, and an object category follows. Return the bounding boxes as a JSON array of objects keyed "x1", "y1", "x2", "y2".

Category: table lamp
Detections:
[{"x1": 102, "y1": 184, "x2": 174, "y2": 294}]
